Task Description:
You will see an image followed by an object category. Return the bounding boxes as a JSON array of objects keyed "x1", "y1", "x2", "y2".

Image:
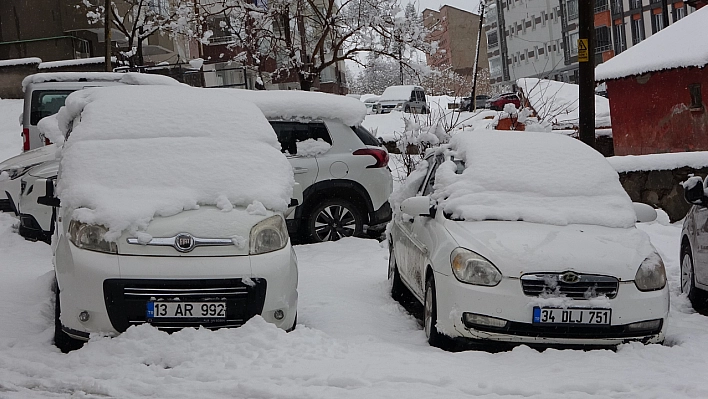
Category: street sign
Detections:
[{"x1": 578, "y1": 39, "x2": 589, "y2": 62}]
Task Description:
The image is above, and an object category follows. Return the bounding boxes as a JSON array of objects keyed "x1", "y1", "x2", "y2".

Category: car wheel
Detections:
[
  {"x1": 306, "y1": 199, "x2": 363, "y2": 243},
  {"x1": 404, "y1": 105, "x2": 411, "y2": 113},
  {"x1": 681, "y1": 248, "x2": 708, "y2": 312},
  {"x1": 424, "y1": 276, "x2": 447, "y2": 348},
  {"x1": 53, "y1": 282, "x2": 84, "y2": 353},
  {"x1": 389, "y1": 245, "x2": 406, "y2": 300},
  {"x1": 287, "y1": 313, "x2": 297, "y2": 332},
  {"x1": 421, "y1": 106, "x2": 429, "y2": 114}
]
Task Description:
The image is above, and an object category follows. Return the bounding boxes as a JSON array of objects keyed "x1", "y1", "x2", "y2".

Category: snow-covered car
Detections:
[
  {"x1": 361, "y1": 94, "x2": 381, "y2": 115},
  {"x1": 46, "y1": 85, "x2": 299, "y2": 352},
  {"x1": 223, "y1": 89, "x2": 392, "y2": 243},
  {"x1": 375, "y1": 85, "x2": 428, "y2": 114},
  {"x1": 680, "y1": 175, "x2": 708, "y2": 312},
  {"x1": 0, "y1": 72, "x2": 183, "y2": 215},
  {"x1": 388, "y1": 131, "x2": 669, "y2": 349},
  {"x1": 18, "y1": 160, "x2": 59, "y2": 244}
]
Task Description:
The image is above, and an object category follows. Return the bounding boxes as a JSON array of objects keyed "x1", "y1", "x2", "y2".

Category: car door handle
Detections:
[{"x1": 293, "y1": 167, "x2": 309, "y2": 174}]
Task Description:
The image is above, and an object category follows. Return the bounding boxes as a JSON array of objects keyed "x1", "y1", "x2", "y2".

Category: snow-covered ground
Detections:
[{"x1": 2, "y1": 97, "x2": 708, "y2": 398}]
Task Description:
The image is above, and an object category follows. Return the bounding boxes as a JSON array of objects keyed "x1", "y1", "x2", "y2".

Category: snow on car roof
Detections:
[
  {"x1": 379, "y1": 85, "x2": 421, "y2": 102},
  {"x1": 432, "y1": 131, "x2": 636, "y2": 228},
  {"x1": 21, "y1": 72, "x2": 183, "y2": 91},
  {"x1": 595, "y1": 6, "x2": 708, "y2": 81},
  {"x1": 517, "y1": 78, "x2": 611, "y2": 128},
  {"x1": 220, "y1": 89, "x2": 367, "y2": 126},
  {"x1": 56, "y1": 85, "x2": 294, "y2": 241}
]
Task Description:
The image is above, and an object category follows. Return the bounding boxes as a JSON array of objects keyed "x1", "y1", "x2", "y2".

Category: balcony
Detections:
[{"x1": 595, "y1": 0, "x2": 609, "y2": 13}]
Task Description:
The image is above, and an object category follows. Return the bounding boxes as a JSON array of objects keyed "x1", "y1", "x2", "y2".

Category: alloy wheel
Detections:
[
  {"x1": 682, "y1": 253, "x2": 694, "y2": 295},
  {"x1": 314, "y1": 204, "x2": 357, "y2": 241},
  {"x1": 424, "y1": 286, "x2": 433, "y2": 339}
]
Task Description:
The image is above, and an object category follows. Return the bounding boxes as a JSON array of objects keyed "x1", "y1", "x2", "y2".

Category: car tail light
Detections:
[
  {"x1": 353, "y1": 148, "x2": 389, "y2": 168},
  {"x1": 45, "y1": 137, "x2": 52, "y2": 146},
  {"x1": 22, "y1": 128, "x2": 30, "y2": 152}
]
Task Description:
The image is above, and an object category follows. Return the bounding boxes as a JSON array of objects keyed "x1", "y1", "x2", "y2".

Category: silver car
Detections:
[{"x1": 680, "y1": 175, "x2": 708, "y2": 312}]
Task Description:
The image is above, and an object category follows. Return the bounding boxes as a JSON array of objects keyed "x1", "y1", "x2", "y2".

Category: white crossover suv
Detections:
[
  {"x1": 46, "y1": 85, "x2": 298, "y2": 352},
  {"x1": 388, "y1": 131, "x2": 669, "y2": 349}
]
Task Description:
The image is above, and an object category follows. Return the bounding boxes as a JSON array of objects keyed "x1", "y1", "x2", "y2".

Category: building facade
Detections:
[
  {"x1": 422, "y1": 5, "x2": 488, "y2": 78},
  {"x1": 485, "y1": 0, "x2": 696, "y2": 88}
]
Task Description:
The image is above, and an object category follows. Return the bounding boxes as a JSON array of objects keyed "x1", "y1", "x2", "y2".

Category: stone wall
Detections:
[{"x1": 618, "y1": 167, "x2": 708, "y2": 222}]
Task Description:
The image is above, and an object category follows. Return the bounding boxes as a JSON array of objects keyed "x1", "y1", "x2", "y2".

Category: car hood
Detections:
[
  {"x1": 444, "y1": 220, "x2": 655, "y2": 281},
  {"x1": 28, "y1": 160, "x2": 59, "y2": 178},
  {"x1": 114, "y1": 206, "x2": 279, "y2": 256},
  {"x1": 0, "y1": 144, "x2": 57, "y2": 171}
]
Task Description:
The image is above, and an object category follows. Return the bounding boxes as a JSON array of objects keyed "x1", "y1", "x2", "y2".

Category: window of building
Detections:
[
  {"x1": 613, "y1": 23, "x2": 627, "y2": 54},
  {"x1": 611, "y1": 0, "x2": 623, "y2": 14},
  {"x1": 595, "y1": 0, "x2": 609, "y2": 12},
  {"x1": 566, "y1": 0, "x2": 579, "y2": 19},
  {"x1": 689, "y1": 83, "x2": 703, "y2": 110},
  {"x1": 568, "y1": 32, "x2": 579, "y2": 56},
  {"x1": 488, "y1": 31, "x2": 499, "y2": 48},
  {"x1": 651, "y1": 12, "x2": 665, "y2": 33},
  {"x1": 673, "y1": 4, "x2": 687, "y2": 21},
  {"x1": 538, "y1": 46, "x2": 544, "y2": 56},
  {"x1": 541, "y1": 11, "x2": 547, "y2": 24},
  {"x1": 630, "y1": 0, "x2": 642, "y2": 10},
  {"x1": 595, "y1": 26, "x2": 611, "y2": 52},
  {"x1": 631, "y1": 17, "x2": 645, "y2": 44},
  {"x1": 520, "y1": 53, "x2": 526, "y2": 61},
  {"x1": 490, "y1": 58, "x2": 502, "y2": 77},
  {"x1": 526, "y1": 20, "x2": 532, "y2": 29},
  {"x1": 528, "y1": 50, "x2": 535, "y2": 59}
]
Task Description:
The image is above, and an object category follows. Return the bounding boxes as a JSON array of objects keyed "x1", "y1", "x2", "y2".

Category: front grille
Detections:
[
  {"x1": 470, "y1": 319, "x2": 662, "y2": 339},
  {"x1": 104, "y1": 278, "x2": 267, "y2": 332},
  {"x1": 521, "y1": 273, "x2": 619, "y2": 299}
]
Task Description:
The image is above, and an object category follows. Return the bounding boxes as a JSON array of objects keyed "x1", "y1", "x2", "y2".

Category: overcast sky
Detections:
[{"x1": 414, "y1": 0, "x2": 481, "y2": 14}]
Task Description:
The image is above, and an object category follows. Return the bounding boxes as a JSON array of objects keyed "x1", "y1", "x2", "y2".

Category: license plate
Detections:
[
  {"x1": 532, "y1": 307, "x2": 611, "y2": 325},
  {"x1": 147, "y1": 302, "x2": 226, "y2": 319}
]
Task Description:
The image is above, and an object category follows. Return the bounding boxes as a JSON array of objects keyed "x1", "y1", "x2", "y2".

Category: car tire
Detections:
[
  {"x1": 389, "y1": 245, "x2": 406, "y2": 300},
  {"x1": 681, "y1": 248, "x2": 708, "y2": 312},
  {"x1": 404, "y1": 105, "x2": 411, "y2": 113},
  {"x1": 287, "y1": 313, "x2": 297, "y2": 332},
  {"x1": 421, "y1": 106, "x2": 429, "y2": 114},
  {"x1": 305, "y1": 198, "x2": 363, "y2": 243},
  {"x1": 424, "y1": 276, "x2": 448, "y2": 348},
  {"x1": 53, "y1": 282, "x2": 84, "y2": 353}
]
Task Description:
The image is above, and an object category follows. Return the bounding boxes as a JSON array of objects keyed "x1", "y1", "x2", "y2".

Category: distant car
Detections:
[
  {"x1": 47, "y1": 85, "x2": 299, "y2": 352},
  {"x1": 18, "y1": 160, "x2": 58, "y2": 244},
  {"x1": 486, "y1": 92, "x2": 521, "y2": 111},
  {"x1": 680, "y1": 175, "x2": 708, "y2": 312},
  {"x1": 362, "y1": 95, "x2": 380, "y2": 115},
  {"x1": 375, "y1": 85, "x2": 428, "y2": 114},
  {"x1": 460, "y1": 95, "x2": 490, "y2": 111},
  {"x1": 388, "y1": 131, "x2": 668, "y2": 349}
]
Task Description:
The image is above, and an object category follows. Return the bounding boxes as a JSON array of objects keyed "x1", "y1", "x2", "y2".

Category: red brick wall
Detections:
[{"x1": 606, "y1": 67, "x2": 708, "y2": 155}]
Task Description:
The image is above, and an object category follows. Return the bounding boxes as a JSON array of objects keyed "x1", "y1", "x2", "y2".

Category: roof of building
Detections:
[{"x1": 595, "y1": 6, "x2": 708, "y2": 81}]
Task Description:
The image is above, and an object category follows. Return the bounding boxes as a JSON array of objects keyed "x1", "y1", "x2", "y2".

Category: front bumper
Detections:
[
  {"x1": 55, "y1": 236, "x2": 298, "y2": 340},
  {"x1": 434, "y1": 273, "x2": 669, "y2": 346},
  {"x1": 367, "y1": 201, "x2": 392, "y2": 232}
]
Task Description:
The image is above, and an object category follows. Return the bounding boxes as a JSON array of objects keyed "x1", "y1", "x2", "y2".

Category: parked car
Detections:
[
  {"x1": 361, "y1": 95, "x2": 380, "y2": 115},
  {"x1": 0, "y1": 72, "x2": 182, "y2": 215},
  {"x1": 388, "y1": 131, "x2": 668, "y2": 349},
  {"x1": 460, "y1": 95, "x2": 490, "y2": 112},
  {"x1": 375, "y1": 85, "x2": 428, "y2": 114},
  {"x1": 45, "y1": 85, "x2": 299, "y2": 352},
  {"x1": 680, "y1": 175, "x2": 708, "y2": 312},
  {"x1": 224, "y1": 90, "x2": 393, "y2": 243},
  {"x1": 486, "y1": 92, "x2": 521, "y2": 111},
  {"x1": 18, "y1": 160, "x2": 59, "y2": 244}
]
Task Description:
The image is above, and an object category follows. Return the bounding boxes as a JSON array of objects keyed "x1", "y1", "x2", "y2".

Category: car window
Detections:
[
  {"x1": 270, "y1": 121, "x2": 332, "y2": 155},
  {"x1": 30, "y1": 90, "x2": 74, "y2": 125},
  {"x1": 421, "y1": 155, "x2": 443, "y2": 196},
  {"x1": 350, "y1": 125, "x2": 381, "y2": 147},
  {"x1": 409, "y1": 92, "x2": 416, "y2": 102}
]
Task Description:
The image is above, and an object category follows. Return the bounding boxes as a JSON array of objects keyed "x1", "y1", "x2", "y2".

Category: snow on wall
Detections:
[
  {"x1": 38, "y1": 57, "x2": 117, "y2": 69},
  {"x1": 517, "y1": 78, "x2": 611, "y2": 128},
  {"x1": 433, "y1": 130, "x2": 637, "y2": 228},
  {"x1": 219, "y1": 89, "x2": 367, "y2": 126},
  {"x1": 595, "y1": 6, "x2": 708, "y2": 81},
  {"x1": 0, "y1": 57, "x2": 42, "y2": 67},
  {"x1": 56, "y1": 85, "x2": 294, "y2": 241},
  {"x1": 608, "y1": 151, "x2": 708, "y2": 173}
]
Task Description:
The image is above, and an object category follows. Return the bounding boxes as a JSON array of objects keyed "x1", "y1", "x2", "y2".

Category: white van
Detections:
[{"x1": 374, "y1": 85, "x2": 428, "y2": 114}]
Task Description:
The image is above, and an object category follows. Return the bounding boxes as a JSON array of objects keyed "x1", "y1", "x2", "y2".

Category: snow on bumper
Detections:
[
  {"x1": 55, "y1": 235, "x2": 298, "y2": 339},
  {"x1": 434, "y1": 272, "x2": 669, "y2": 346}
]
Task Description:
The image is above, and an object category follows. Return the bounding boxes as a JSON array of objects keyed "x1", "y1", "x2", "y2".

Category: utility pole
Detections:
[
  {"x1": 578, "y1": 0, "x2": 595, "y2": 148},
  {"x1": 470, "y1": 1, "x2": 485, "y2": 111},
  {"x1": 104, "y1": 0, "x2": 111, "y2": 71}
]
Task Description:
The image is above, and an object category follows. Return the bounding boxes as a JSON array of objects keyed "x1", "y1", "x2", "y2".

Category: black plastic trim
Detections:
[{"x1": 464, "y1": 318, "x2": 663, "y2": 339}]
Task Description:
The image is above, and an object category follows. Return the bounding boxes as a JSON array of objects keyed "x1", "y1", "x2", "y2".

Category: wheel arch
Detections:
[{"x1": 296, "y1": 179, "x2": 374, "y2": 222}]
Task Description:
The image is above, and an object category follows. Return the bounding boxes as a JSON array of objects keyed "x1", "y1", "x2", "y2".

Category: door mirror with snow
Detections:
[
  {"x1": 683, "y1": 176, "x2": 707, "y2": 206},
  {"x1": 401, "y1": 196, "x2": 434, "y2": 217},
  {"x1": 633, "y1": 202, "x2": 657, "y2": 223}
]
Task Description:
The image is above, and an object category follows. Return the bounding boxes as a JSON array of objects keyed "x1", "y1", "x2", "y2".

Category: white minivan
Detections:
[{"x1": 45, "y1": 85, "x2": 299, "y2": 352}]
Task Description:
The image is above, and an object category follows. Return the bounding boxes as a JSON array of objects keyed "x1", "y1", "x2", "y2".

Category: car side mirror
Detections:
[
  {"x1": 401, "y1": 196, "x2": 435, "y2": 217},
  {"x1": 633, "y1": 202, "x2": 657, "y2": 223},
  {"x1": 683, "y1": 176, "x2": 707, "y2": 206},
  {"x1": 36, "y1": 178, "x2": 60, "y2": 207}
]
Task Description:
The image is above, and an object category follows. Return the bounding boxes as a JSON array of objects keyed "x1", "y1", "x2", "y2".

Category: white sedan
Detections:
[{"x1": 388, "y1": 131, "x2": 669, "y2": 349}]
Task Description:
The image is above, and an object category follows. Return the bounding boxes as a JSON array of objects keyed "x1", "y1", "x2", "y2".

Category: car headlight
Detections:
[
  {"x1": 249, "y1": 215, "x2": 288, "y2": 255},
  {"x1": 396, "y1": 103, "x2": 404, "y2": 108},
  {"x1": 68, "y1": 220, "x2": 117, "y2": 254},
  {"x1": 634, "y1": 251, "x2": 666, "y2": 291},
  {"x1": 450, "y1": 248, "x2": 502, "y2": 286}
]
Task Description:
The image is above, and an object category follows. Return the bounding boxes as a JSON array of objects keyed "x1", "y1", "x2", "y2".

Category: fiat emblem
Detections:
[
  {"x1": 174, "y1": 233, "x2": 195, "y2": 252},
  {"x1": 560, "y1": 272, "x2": 580, "y2": 284}
]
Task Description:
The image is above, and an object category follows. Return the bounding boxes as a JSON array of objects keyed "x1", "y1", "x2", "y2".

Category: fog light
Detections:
[
  {"x1": 78, "y1": 311, "x2": 90, "y2": 323},
  {"x1": 273, "y1": 309, "x2": 284, "y2": 320},
  {"x1": 462, "y1": 312, "x2": 507, "y2": 328},
  {"x1": 627, "y1": 319, "x2": 662, "y2": 332}
]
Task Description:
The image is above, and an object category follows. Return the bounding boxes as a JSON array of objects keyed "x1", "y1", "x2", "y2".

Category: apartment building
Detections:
[
  {"x1": 485, "y1": 0, "x2": 696, "y2": 88},
  {"x1": 422, "y1": 5, "x2": 488, "y2": 78}
]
